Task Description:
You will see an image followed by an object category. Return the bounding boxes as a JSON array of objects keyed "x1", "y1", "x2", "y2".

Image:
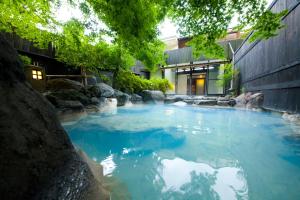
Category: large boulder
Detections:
[
  {"x1": 235, "y1": 92, "x2": 252, "y2": 107},
  {"x1": 114, "y1": 90, "x2": 131, "y2": 106},
  {"x1": 165, "y1": 95, "x2": 192, "y2": 104},
  {"x1": 194, "y1": 99, "x2": 217, "y2": 106},
  {"x1": 47, "y1": 78, "x2": 84, "y2": 91},
  {"x1": 235, "y1": 92, "x2": 264, "y2": 109},
  {"x1": 217, "y1": 95, "x2": 236, "y2": 107},
  {"x1": 0, "y1": 34, "x2": 108, "y2": 199},
  {"x1": 46, "y1": 89, "x2": 91, "y2": 105},
  {"x1": 56, "y1": 100, "x2": 84, "y2": 111},
  {"x1": 130, "y1": 94, "x2": 143, "y2": 104},
  {"x1": 87, "y1": 83, "x2": 114, "y2": 98},
  {"x1": 246, "y1": 93, "x2": 264, "y2": 109},
  {"x1": 90, "y1": 97, "x2": 100, "y2": 105},
  {"x1": 140, "y1": 90, "x2": 165, "y2": 103}
]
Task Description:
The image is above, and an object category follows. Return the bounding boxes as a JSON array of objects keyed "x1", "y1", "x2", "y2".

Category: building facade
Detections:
[{"x1": 158, "y1": 32, "x2": 243, "y2": 95}]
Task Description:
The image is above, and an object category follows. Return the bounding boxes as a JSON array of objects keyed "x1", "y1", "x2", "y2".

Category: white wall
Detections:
[
  {"x1": 177, "y1": 74, "x2": 187, "y2": 94},
  {"x1": 165, "y1": 69, "x2": 176, "y2": 94}
]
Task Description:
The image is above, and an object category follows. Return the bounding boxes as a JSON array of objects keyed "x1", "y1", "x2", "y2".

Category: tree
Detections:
[
  {"x1": 168, "y1": 0, "x2": 288, "y2": 58},
  {"x1": 0, "y1": 0, "x2": 288, "y2": 71}
]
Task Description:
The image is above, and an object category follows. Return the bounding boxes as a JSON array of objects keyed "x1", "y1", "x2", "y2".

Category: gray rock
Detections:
[
  {"x1": 47, "y1": 89, "x2": 91, "y2": 105},
  {"x1": 183, "y1": 99, "x2": 195, "y2": 104},
  {"x1": 56, "y1": 100, "x2": 84, "y2": 110},
  {"x1": 235, "y1": 92, "x2": 263, "y2": 109},
  {"x1": 87, "y1": 83, "x2": 114, "y2": 98},
  {"x1": 90, "y1": 97, "x2": 100, "y2": 105},
  {"x1": 131, "y1": 94, "x2": 143, "y2": 104},
  {"x1": 0, "y1": 35, "x2": 109, "y2": 199},
  {"x1": 114, "y1": 90, "x2": 130, "y2": 106},
  {"x1": 47, "y1": 78, "x2": 84, "y2": 91},
  {"x1": 140, "y1": 90, "x2": 165, "y2": 103},
  {"x1": 246, "y1": 93, "x2": 264, "y2": 109},
  {"x1": 194, "y1": 100, "x2": 217, "y2": 105},
  {"x1": 217, "y1": 100, "x2": 230, "y2": 106},
  {"x1": 97, "y1": 83, "x2": 114, "y2": 97},
  {"x1": 165, "y1": 95, "x2": 191, "y2": 104},
  {"x1": 217, "y1": 95, "x2": 231, "y2": 101},
  {"x1": 85, "y1": 105, "x2": 101, "y2": 113},
  {"x1": 217, "y1": 96, "x2": 236, "y2": 107},
  {"x1": 229, "y1": 99, "x2": 236, "y2": 106},
  {"x1": 235, "y1": 92, "x2": 252, "y2": 107},
  {"x1": 199, "y1": 96, "x2": 218, "y2": 101}
]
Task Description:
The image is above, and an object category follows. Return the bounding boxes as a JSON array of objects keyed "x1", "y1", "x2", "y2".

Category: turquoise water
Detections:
[{"x1": 63, "y1": 105, "x2": 300, "y2": 200}]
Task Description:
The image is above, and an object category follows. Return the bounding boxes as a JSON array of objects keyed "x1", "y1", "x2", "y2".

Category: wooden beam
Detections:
[{"x1": 161, "y1": 60, "x2": 229, "y2": 70}]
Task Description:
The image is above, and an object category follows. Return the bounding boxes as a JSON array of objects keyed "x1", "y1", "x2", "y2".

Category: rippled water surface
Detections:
[{"x1": 63, "y1": 105, "x2": 300, "y2": 200}]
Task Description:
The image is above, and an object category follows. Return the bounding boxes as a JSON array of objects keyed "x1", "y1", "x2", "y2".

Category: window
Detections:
[{"x1": 32, "y1": 70, "x2": 43, "y2": 80}]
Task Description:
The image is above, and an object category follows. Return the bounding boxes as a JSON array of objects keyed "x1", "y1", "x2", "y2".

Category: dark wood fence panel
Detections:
[{"x1": 234, "y1": 0, "x2": 300, "y2": 113}]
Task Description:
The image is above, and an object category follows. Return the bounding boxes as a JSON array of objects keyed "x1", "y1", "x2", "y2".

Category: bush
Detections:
[
  {"x1": 19, "y1": 55, "x2": 32, "y2": 66},
  {"x1": 217, "y1": 63, "x2": 238, "y2": 87},
  {"x1": 114, "y1": 70, "x2": 173, "y2": 94}
]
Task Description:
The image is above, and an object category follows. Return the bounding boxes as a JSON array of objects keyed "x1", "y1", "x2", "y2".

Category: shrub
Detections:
[
  {"x1": 19, "y1": 55, "x2": 32, "y2": 66},
  {"x1": 114, "y1": 70, "x2": 173, "y2": 94},
  {"x1": 217, "y1": 63, "x2": 238, "y2": 87}
]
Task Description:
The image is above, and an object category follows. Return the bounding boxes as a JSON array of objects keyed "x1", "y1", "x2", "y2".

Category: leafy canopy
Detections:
[
  {"x1": 169, "y1": 0, "x2": 288, "y2": 59},
  {"x1": 0, "y1": 0, "x2": 289, "y2": 70}
]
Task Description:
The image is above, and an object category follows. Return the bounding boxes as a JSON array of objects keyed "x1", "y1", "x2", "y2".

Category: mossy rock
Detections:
[
  {"x1": 47, "y1": 78, "x2": 84, "y2": 91},
  {"x1": 49, "y1": 89, "x2": 91, "y2": 105}
]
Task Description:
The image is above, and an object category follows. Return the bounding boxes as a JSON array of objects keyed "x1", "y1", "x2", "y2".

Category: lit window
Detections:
[{"x1": 32, "y1": 70, "x2": 43, "y2": 80}]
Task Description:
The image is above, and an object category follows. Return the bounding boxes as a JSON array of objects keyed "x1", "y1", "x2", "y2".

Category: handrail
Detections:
[{"x1": 46, "y1": 75, "x2": 94, "y2": 78}]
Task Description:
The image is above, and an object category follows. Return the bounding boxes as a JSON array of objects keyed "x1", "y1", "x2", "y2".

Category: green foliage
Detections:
[
  {"x1": 0, "y1": 0, "x2": 289, "y2": 74},
  {"x1": 169, "y1": 0, "x2": 287, "y2": 44},
  {"x1": 88, "y1": 0, "x2": 170, "y2": 71},
  {"x1": 19, "y1": 55, "x2": 32, "y2": 66},
  {"x1": 249, "y1": 10, "x2": 288, "y2": 42},
  {"x1": 114, "y1": 70, "x2": 173, "y2": 94},
  {"x1": 0, "y1": 0, "x2": 58, "y2": 49},
  {"x1": 133, "y1": 39, "x2": 167, "y2": 72},
  {"x1": 55, "y1": 19, "x2": 135, "y2": 73},
  {"x1": 217, "y1": 63, "x2": 237, "y2": 87},
  {"x1": 169, "y1": 0, "x2": 266, "y2": 38},
  {"x1": 187, "y1": 35, "x2": 225, "y2": 59}
]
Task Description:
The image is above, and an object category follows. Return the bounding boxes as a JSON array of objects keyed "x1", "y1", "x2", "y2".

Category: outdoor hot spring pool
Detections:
[{"x1": 63, "y1": 104, "x2": 300, "y2": 200}]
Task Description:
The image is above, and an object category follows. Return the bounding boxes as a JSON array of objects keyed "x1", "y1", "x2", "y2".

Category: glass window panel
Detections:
[
  {"x1": 32, "y1": 70, "x2": 37, "y2": 75},
  {"x1": 37, "y1": 71, "x2": 42, "y2": 75},
  {"x1": 38, "y1": 75, "x2": 42, "y2": 80},
  {"x1": 207, "y1": 80, "x2": 223, "y2": 94},
  {"x1": 32, "y1": 75, "x2": 37, "y2": 79}
]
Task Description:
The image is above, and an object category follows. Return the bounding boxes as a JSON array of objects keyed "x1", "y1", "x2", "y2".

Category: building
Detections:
[
  {"x1": 2, "y1": 33, "x2": 83, "y2": 91},
  {"x1": 155, "y1": 31, "x2": 243, "y2": 96}
]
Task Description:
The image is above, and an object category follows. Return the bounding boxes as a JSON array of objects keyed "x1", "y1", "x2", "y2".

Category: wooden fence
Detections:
[{"x1": 234, "y1": 0, "x2": 300, "y2": 113}]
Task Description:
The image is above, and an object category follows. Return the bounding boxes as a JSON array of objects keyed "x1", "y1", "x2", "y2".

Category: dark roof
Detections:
[{"x1": 165, "y1": 39, "x2": 244, "y2": 65}]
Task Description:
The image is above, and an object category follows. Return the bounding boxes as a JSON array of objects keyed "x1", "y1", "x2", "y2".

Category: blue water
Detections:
[{"x1": 63, "y1": 105, "x2": 300, "y2": 200}]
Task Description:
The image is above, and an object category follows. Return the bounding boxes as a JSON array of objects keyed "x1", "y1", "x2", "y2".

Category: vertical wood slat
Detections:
[{"x1": 234, "y1": 0, "x2": 300, "y2": 113}]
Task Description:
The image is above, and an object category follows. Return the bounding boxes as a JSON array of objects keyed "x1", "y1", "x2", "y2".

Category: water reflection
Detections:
[
  {"x1": 101, "y1": 154, "x2": 117, "y2": 176},
  {"x1": 157, "y1": 158, "x2": 248, "y2": 200},
  {"x1": 64, "y1": 105, "x2": 300, "y2": 200}
]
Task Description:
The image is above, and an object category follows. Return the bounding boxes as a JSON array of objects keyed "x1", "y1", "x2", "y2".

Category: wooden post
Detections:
[
  {"x1": 205, "y1": 65, "x2": 209, "y2": 95},
  {"x1": 81, "y1": 67, "x2": 88, "y2": 86},
  {"x1": 189, "y1": 67, "x2": 192, "y2": 96},
  {"x1": 175, "y1": 67, "x2": 178, "y2": 94}
]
